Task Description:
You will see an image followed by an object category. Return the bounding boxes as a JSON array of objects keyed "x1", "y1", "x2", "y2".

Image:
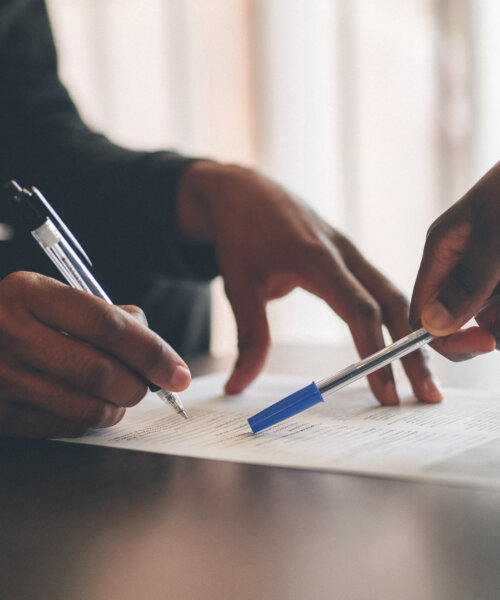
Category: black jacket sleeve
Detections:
[{"x1": 0, "y1": 0, "x2": 218, "y2": 281}]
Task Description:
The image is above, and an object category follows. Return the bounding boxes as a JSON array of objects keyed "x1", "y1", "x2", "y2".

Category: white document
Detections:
[{"x1": 65, "y1": 373, "x2": 500, "y2": 488}]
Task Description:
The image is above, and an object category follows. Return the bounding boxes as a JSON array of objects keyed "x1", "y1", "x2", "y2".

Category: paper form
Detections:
[{"x1": 63, "y1": 373, "x2": 500, "y2": 488}]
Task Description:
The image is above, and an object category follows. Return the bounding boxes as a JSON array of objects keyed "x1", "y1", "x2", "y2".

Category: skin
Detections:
[
  {"x1": 410, "y1": 161, "x2": 500, "y2": 360},
  {"x1": 0, "y1": 160, "x2": 441, "y2": 438},
  {"x1": 177, "y1": 161, "x2": 441, "y2": 403},
  {"x1": 0, "y1": 272, "x2": 190, "y2": 437}
]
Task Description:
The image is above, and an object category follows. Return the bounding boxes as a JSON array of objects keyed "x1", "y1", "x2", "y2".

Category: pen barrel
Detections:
[
  {"x1": 32, "y1": 219, "x2": 112, "y2": 303},
  {"x1": 317, "y1": 328, "x2": 434, "y2": 395},
  {"x1": 29, "y1": 217, "x2": 187, "y2": 412},
  {"x1": 32, "y1": 219, "x2": 172, "y2": 399}
]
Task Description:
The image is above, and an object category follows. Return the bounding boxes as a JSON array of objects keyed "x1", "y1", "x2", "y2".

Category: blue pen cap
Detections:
[{"x1": 248, "y1": 382, "x2": 324, "y2": 433}]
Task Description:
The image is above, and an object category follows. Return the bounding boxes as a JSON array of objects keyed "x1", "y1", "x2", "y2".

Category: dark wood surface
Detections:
[{"x1": 1, "y1": 346, "x2": 500, "y2": 600}]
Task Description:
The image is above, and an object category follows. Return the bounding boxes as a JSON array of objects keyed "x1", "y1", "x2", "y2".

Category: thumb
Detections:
[
  {"x1": 224, "y1": 278, "x2": 270, "y2": 394},
  {"x1": 421, "y1": 235, "x2": 500, "y2": 335}
]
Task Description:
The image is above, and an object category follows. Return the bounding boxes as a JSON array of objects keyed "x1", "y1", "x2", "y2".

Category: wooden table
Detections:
[{"x1": 1, "y1": 345, "x2": 500, "y2": 600}]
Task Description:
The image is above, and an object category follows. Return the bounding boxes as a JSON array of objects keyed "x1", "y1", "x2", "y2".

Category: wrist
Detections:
[
  {"x1": 177, "y1": 160, "x2": 255, "y2": 243},
  {"x1": 176, "y1": 160, "x2": 221, "y2": 243}
]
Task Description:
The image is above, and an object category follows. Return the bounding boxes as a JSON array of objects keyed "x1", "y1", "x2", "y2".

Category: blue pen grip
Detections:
[{"x1": 248, "y1": 382, "x2": 324, "y2": 433}]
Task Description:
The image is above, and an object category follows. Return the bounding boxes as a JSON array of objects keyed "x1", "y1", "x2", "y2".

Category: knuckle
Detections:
[
  {"x1": 109, "y1": 407, "x2": 126, "y2": 426},
  {"x1": 0, "y1": 271, "x2": 34, "y2": 298},
  {"x1": 139, "y1": 337, "x2": 167, "y2": 378},
  {"x1": 330, "y1": 229, "x2": 349, "y2": 248},
  {"x1": 425, "y1": 215, "x2": 447, "y2": 244},
  {"x1": 123, "y1": 382, "x2": 147, "y2": 407},
  {"x1": 120, "y1": 305, "x2": 148, "y2": 326},
  {"x1": 425, "y1": 221, "x2": 438, "y2": 241},
  {"x1": 309, "y1": 240, "x2": 332, "y2": 262},
  {"x1": 88, "y1": 303, "x2": 126, "y2": 343},
  {"x1": 331, "y1": 232, "x2": 358, "y2": 261},
  {"x1": 77, "y1": 401, "x2": 117, "y2": 428},
  {"x1": 383, "y1": 292, "x2": 409, "y2": 324},
  {"x1": 82, "y1": 358, "x2": 115, "y2": 395},
  {"x1": 388, "y1": 292, "x2": 409, "y2": 314},
  {"x1": 295, "y1": 240, "x2": 330, "y2": 269},
  {"x1": 355, "y1": 299, "x2": 382, "y2": 324}
]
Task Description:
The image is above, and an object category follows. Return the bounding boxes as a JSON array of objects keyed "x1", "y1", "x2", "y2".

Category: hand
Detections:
[
  {"x1": 177, "y1": 161, "x2": 442, "y2": 405},
  {"x1": 410, "y1": 162, "x2": 500, "y2": 361},
  {"x1": 0, "y1": 272, "x2": 191, "y2": 438}
]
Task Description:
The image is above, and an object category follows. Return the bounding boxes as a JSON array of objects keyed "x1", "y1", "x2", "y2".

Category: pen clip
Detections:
[
  {"x1": 30, "y1": 186, "x2": 93, "y2": 267},
  {"x1": 4, "y1": 180, "x2": 46, "y2": 230}
]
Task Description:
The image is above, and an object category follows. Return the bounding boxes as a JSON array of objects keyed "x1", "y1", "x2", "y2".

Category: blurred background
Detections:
[{"x1": 46, "y1": 0, "x2": 500, "y2": 386}]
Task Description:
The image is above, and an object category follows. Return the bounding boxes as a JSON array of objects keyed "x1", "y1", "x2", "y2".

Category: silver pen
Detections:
[
  {"x1": 6, "y1": 180, "x2": 187, "y2": 419},
  {"x1": 249, "y1": 328, "x2": 435, "y2": 433},
  {"x1": 315, "y1": 328, "x2": 434, "y2": 395}
]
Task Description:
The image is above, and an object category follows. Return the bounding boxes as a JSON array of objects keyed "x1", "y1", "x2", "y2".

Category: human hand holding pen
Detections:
[
  {"x1": 177, "y1": 161, "x2": 442, "y2": 406},
  {"x1": 0, "y1": 272, "x2": 191, "y2": 438},
  {"x1": 410, "y1": 161, "x2": 500, "y2": 359}
]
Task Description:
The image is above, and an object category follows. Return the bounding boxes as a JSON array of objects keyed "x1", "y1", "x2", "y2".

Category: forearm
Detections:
[{"x1": 0, "y1": 0, "x2": 218, "y2": 281}]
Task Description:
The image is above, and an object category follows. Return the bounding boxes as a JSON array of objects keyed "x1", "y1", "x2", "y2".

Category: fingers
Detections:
[
  {"x1": 409, "y1": 216, "x2": 472, "y2": 332},
  {"x1": 119, "y1": 304, "x2": 148, "y2": 327},
  {"x1": 381, "y1": 302, "x2": 442, "y2": 403},
  {"x1": 223, "y1": 271, "x2": 270, "y2": 394},
  {"x1": 420, "y1": 230, "x2": 500, "y2": 335},
  {"x1": 410, "y1": 213, "x2": 499, "y2": 359},
  {"x1": 0, "y1": 272, "x2": 188, "y2": 438},
  {"x1": 13, "y1": 318, "x2": 148, "y2": 407},
  {"x1": 0, "y1": 400, "x2": 104, "y2": 439},
  {"x1": 475, "y1": 302, "x2": 500, "y2": 349},
  {"x1": 8, "y1": 273, "x2": 190, "y2": 392},
  {"x1": 408, "y1": 164, "x2": 500, "y2": 360},
  {"x1": 410, "y1": 172, "x2": 500, "y2": 338},
  {"x1": 433, "y1": 300, "x2": 500, "y2": 360},
  {"x1": 429, "y1": 326, "x2": 496, "y2": 361},
  {"x1": 0, "y1": 363, "x2": 126, "y2": 428},
  {"x1": 339, "y1": 238, "x2": 442, "y2": 403},
  {"x1": 295, "y1": 247, "x2": 401, "y2": 405}
]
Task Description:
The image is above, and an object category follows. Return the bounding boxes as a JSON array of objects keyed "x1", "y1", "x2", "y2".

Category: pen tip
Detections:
[{"x1": 180, "y1": 409, "x2": 188, "y2": 419}]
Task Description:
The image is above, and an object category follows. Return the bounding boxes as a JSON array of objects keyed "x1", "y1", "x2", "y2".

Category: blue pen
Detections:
[{"x1": 248, "y1": 328, "x2": 434, "y2": 433}]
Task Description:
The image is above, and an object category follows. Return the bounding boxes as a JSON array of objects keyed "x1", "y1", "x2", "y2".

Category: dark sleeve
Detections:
[{"x1": 0, "y1": 0, "x2": 218, "y2": 281}]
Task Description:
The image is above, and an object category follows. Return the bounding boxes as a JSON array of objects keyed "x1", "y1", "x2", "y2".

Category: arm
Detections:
[
  {"x1": 0, "y1": 1, "x2": 440, "y2": 438},
  {"x1": 0, "y1": 0, "x2": 217, "y2": 280},
  {"x1": 0, "y1": 0, "x2": 206, "y2": 437}
]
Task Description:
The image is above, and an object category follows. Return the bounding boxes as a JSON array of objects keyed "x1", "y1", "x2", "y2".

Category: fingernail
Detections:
[
  {"x1": 224, "y1": 373, "x2": 242, "y2": 395},
  {"x1": 171, "y1": 365, "x2": 191, "y2": 389},
  {"x1": 384, "y1": 381, "x2": 400, "y2": 405},
  {"x1": 455, "y1": 352, "x2": 482, "y2": 361},
  {"x1": 421, "y1": 301, "x2": 456, "y2": 334},
  {"x1": 97, "y1": 407, "x2": 126, "y2": 428},
  {"x1": 420, "y1": 378, "x2": 443, "y2": 403}
]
